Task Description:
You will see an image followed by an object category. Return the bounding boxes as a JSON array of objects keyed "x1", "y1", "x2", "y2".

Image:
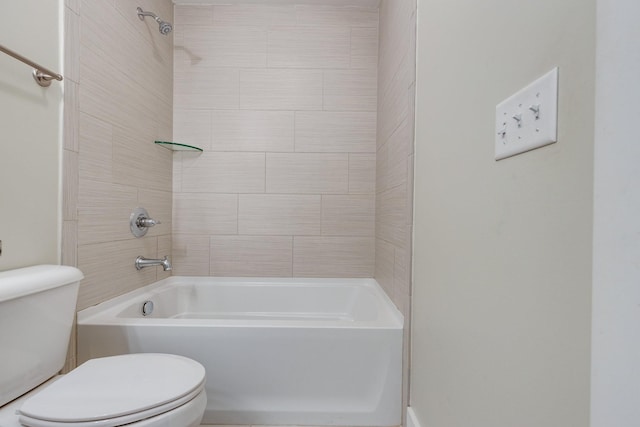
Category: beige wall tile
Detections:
[
  {"x1": 77, "y1": 71, "x2": 116, "y2": 128},
  {"x1": 78, "y1": 181, "x2": 138, "y2": 246},
  {"x1": 375, "y1": 238, "x2": 395, "y2": 299},
  {"x1": 407, "y1": 153, "x2": 415, "y2": 224},
  {"x1": 376, "y1": 0, "x2": 416, "y2": 306},
  {"x1": 77, "y1": 237, "x2": 158, "y2": 311},
  {"x1": 182, "y1": 26, "x2": 267, "y2": 68},
  {"x1": 211, "y1": 5, "x2": 296, "y2": 28},
  {"x1": 378, "y1": 0, "x2": 413, "y2": 96},
  {"x1": 238, "y1": 195, "x2": 321, "y2": 235},
  {"x1": 375, "y1": 3, "x2": 414, "y2": 416},
  {"x1": 408, "y1": 82, "x2": 416, "y2": 155},
  {"x1": 173, "y1": 109, "x2": 212, "y2": 150},
  {"x1": 267, "y1": 27, "x2": 350, "y2": 69},
  {"x1": 349, "y1": 153, "x2": 376, "y2": 194},
  {"x1": 376, "y1": 0, "x2": 415, "y2": 284},
  {"x1": 377, "y1": 1, "x2": 415, "y2": 418},
  {"x1": 63, "y1": 150, "x2": 78, "y2": 221},
  {"x1": 295, "y1": 5, "x2": 379, "y2": 28},
  {"x1": 408, "y1": 10, "x2": 417, "y2": 86},
  {"x1": 80, "y1": 5, "x2": 172, "y2": 111},
  {"x1": 180, "y1": 152, "x2": 265, "y2": 193},
  {"x1": 323, "y1": 69, "x2": 377, "y2": 112},
  {"x1": 62, "y1": 221, "x2": 78, "y2": 267},
  {"x1": 266, "y1": 153, "x2": 348, "y2": 194},
  {"x1": 173, "y1": 153, "x2": 183, "y2": 193},
  {"x1": 377, "y1": 63, "x2": 410, "y2": 149},
  {"x1": 377, "y1": 118, "x2": 410, "y2": 192},
  {"x1": 175, "y1": 6, "x2": 214, "y2": 26},
  {"x1": 293, "y1": 236, "x2": 374, "y2": 277},
  {"x1": 394, "y1": 245, "x2": 411, "y2": 299},
  {"x1": 295, "y1": 112, "x2": 376, "y2": 153},
  {"x1": 376, "y1": 141, "x2": 388, "y2": 193},
  {"x1": 240, "y1": 69, "x2": 322, "y2": 110},
  {"x1": 65, "y1": 0, "x2": 79, "y2": 14},
  {"x1": 78, "y1": 113, "x2": 113, "y2": 184},
  {"x1": 77, "y1": 179, "x2": 138, "y2": 210},
  {"x1": 212, "y1": 111, "x2": 294, "y2": 152},
  {"x1": 170, "y1": 3, "x2": 381, "y2": 280},
  {"x1": 351, "y1": 27, "x2": 379, "y2": 70},
  {"x1": 173, "y1": 193, "x2": 238, "y2": 235},
  {"x1": 210, "y1": 235, "x2": 293, "y2": 276},
  {"x1": 174, "y1": 67, "x2": 239, "y2": 110},
  {"x1": 64, "y1": 80, "x2": 79, "y2": 152},
  {"x1": 174, "y1": 41, "x2": 201, "y2": 78},
  {"x1": 376, "y1": 184, "x2": 409, "y2": 229},
  {"x1": 64, "y1": 7, "x2": 80, "y2": 83},
  {"x1": 321, "y1": 195, "x2": 375, "y2": 236},
  {"x1": 376, "y1": 221, "x2": 411, "y2": 251},
  {"x1": 112, "y1": 125, "x2": 173, "y2": 192},
  {"x1": 172, "y1": 234, "x2": 211, "y2": 276}
]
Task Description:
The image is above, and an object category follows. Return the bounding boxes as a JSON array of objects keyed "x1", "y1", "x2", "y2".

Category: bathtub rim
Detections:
[{"x1": 77, "y1": 276, "x2": 403, "y2": 330}]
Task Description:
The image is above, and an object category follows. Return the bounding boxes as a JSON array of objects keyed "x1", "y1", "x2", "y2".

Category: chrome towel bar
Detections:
[{"x1": 0, "y1": 44, "x2": 63, "y2": 87}]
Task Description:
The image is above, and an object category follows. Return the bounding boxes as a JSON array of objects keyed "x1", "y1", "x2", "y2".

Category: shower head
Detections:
[
  {"x1": 136, "y1": 7, "x2": 173, "y2": 36},
  {"x1": 158, "y1": 20, "x2": 173, "y2": 35}
]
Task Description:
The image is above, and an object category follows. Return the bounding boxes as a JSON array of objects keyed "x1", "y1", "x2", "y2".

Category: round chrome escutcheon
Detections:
[{"x1": 141, "y1": 300, "x2": 154, "y2": 316}]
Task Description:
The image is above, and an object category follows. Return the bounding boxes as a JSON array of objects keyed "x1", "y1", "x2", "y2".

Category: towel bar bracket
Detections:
[
  {"x1": 0, "y1": 44, "x2": 63, "y2": 87},
  {"x1": 32, "y1": 69, "x2": 61, "y2": 87}
]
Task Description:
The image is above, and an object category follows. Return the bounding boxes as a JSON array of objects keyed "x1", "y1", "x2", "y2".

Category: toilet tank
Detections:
[{"x1": 0, "y1": 265, "x2": 83, "y2": 407}]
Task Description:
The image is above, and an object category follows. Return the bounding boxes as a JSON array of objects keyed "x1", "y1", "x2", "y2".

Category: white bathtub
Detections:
[{"x1": 77, "y1": 277, "x2": 403, "y2": 426}]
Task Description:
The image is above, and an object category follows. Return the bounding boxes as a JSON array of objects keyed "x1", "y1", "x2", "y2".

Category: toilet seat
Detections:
[{"x1": 18, "y1": 354, "x2": 206, "y2": 427}]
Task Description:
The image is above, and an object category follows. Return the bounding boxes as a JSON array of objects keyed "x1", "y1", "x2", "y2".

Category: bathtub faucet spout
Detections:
[{"x1": 135, "y1": 256, "x2": 172, "y2": 271}]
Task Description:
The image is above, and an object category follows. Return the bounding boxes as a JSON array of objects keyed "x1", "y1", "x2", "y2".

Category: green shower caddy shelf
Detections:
[{"x1": 154, "y1": 141, "x2": 203, "y2": 152}]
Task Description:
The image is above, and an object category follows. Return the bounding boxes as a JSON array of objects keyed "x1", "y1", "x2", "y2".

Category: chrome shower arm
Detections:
[
  {"x1": 136, "y1": 7, "x2": 173, "y2": 35},
  {"x1": 137, "y1": 7, "x2": 160, "y2": 22}
]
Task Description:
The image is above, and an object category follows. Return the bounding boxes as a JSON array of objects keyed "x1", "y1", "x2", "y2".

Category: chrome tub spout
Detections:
[{"x1": 135, "y1": 256, "x2": 172, "y2": 271}]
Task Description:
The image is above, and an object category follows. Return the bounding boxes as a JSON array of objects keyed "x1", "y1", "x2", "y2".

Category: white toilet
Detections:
[{"x1": 0, "y1": 265, "x2": 207, "y2": 427}]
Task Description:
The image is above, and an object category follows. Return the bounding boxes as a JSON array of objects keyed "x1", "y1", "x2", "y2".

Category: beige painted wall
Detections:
[
  {"x1": 411, "y1": 0, "x2": 595, "y2": 425},
  {"x1": 63, "y1": 0, "x2": 174, "y2": 311},
  {"x1": 0, "y1": 1, "x2": 63, "y2": 271},
  {"x1": 172, "y1": 4, "x2": 378, "y2": 277},
  {"x1": 591, "y1": 0, "x2": 640, "y2": 423}
]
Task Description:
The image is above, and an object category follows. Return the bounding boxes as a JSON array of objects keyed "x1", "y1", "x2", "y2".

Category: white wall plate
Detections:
[{"x1": 495, "y1": 67, "x2": 558, "y2": 160}]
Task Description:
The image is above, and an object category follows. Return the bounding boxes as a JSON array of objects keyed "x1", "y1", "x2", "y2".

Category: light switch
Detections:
[{"x1": 495, "y1": 67, "x2": 558, "y2": 160}]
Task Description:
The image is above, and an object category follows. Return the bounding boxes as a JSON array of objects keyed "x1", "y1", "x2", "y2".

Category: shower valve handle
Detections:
[
  {"x1": 137, "y1": 217, "x2": 161, "y2": 228},
  {"x1": 130, "y1": 207, "x2": 160, "y2": 237}
]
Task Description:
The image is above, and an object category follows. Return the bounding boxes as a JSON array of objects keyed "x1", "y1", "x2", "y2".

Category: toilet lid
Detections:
[{"x1": 18, "y1": 354, "x2": 205, "y2": 426}]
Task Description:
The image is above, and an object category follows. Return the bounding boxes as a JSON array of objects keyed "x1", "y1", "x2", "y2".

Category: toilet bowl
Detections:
[
  {"x1": 0, "y1": 266, "x2": 207, "y2": 427},
  {"x1": 17, "y1": 353, "x2": 206, "y2": 427}
]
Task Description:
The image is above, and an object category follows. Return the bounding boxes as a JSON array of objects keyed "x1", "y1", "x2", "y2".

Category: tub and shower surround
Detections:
[
  {"x1": 78, "y1": 276, "x2": 403, "y2": 426},
  {"x1": 61, "y1": 0, "x2": 175, "y2": 372},
  {"x1": 171, "y1": 4, "x2": 379, "y2": 278},
  {"x1": 64, "y1": 0, "x2": 175, "y2": 313}
]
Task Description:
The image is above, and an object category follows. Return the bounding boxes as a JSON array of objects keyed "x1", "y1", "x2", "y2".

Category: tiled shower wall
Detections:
[
  {"x1": 172, "y1": 5, "x2": 379, "y2": 277},
  {"x1": 376, "y1": 0, "x2": 416, "y2": 320},
  {"x1": 63, "y1": 0, "x2": 174, "y2": 334},
  {"x1": 376, "y1": 0, "x2": 417, "y2": 418}
]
